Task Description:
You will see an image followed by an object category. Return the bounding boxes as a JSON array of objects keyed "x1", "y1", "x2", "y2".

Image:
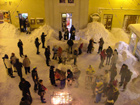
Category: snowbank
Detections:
[
  {"x1": 115, "y1": 41, "x2": 137, "y2": 65},
  {"x1": 0, "y1": 22, "x2": 19, "y2": 38}
]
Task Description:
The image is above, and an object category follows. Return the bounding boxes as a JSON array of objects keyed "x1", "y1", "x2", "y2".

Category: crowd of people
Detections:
[{"x1": 2, "y1": 25, "x2": 133, "y2": 105}]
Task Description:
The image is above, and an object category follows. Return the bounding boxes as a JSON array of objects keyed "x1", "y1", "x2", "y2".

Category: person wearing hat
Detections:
[
  {"x1": 19, "y1": 78, "x2": 31, "y2": 98},
  {"x1": 32, "y1": 67, "x2": 39, "y2": 92},
  {"x1": 41, "y1": 32, "x2": 47, "y2": 48},
  {"x1": 95, "y1": 82, "x2": 104, "y2": 103},
  {"x1": 49, "y1": 66, "x2": 57, "y2": 87},
  {"x1": 23, "y1": 55, "x2": 31, "y2": 74}
]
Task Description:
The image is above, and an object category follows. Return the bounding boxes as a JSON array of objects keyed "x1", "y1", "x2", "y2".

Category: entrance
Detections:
[
  {"x1": 18, "y1": 13, "x2": 28, "y2": 32},
  {"x1": 61, "y1": 13, "x2": 72, "y2": 32}
]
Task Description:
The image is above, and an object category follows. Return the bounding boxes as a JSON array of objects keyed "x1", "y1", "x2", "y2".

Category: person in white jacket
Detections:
[
  {"x1": 23, "y1": 55, "x2": 31, "y2": 74},
  {"x1": 3, "y1": 54, "x2": 14, "y2": 78}
]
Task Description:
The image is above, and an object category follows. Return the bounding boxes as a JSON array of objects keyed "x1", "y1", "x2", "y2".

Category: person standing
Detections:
[
  {"x1": 57, "y1": 46, "x2": 63, "y2": 64},
  {"x1": 99, "y1": 49, "x2": 106, "y2": 69},
  {"x1": 18, "y1": 39, "x2": 24, "y2": 57},
  {"x1": 67, "y1": 69, "x2": 73, "y2": 86},
  {"x1": 70, "y1": 31, "x2": 75, "y2": 40},
  {"x1": 87, "y1": 38, "x2": 96, "y2": 53},
  {"x1": 3, "y1": 54, "x2": 14, "y2": 78},
  {"x1": 35, "y1": 37, "x2": 41, "y2": 54},
  {"x1": 38, "y1": 80, "x2": 48, "y2": 103},
  {"x1": 70, "y1": 25, "x2": 76, "y2": 36},
  {"x1": 73, "y1": 67, "x2": 81, "y2": 88},
  {"x1": 64, "y1": 28, "x2": 69, "y2": 40},
  {"x1": 10, "y1": 53, "x2": 17, "y2": 72},
  {"x1": 41, "y1": 32, "x2": 47, "y2": 48},
  {"x1": 59, "y1": 31, "x2": 62, "y2": 40},
  {"x1": 44, "y1": 47, "x2": 50, "y2": 66},
  {"x1": 52, "y1": 45, "x2": 58, "y2": 60},
  {"x1": 23, "y1": 55, "x2": 31, "y2": 74},
  {"x1": 60, "y1": 71, "x2": 66, "y2": 89},
  {"x1": 19, "y1": 78, "x2": 31, "y2": 98},
  {"x1": 67, "y1": 39, "x2": 74, "y2": 54},
  {"x1": 111, "y1": 49, "x2": 118, "y2": 68},
  {"x1": 106, "y1": 46, "x2": 113, "y2": 65},
  {"x1": 98, "y1": 38, "x2": 104, "y2": 54},
  {"x1": 78, "y1": 43, "x2": 83, "y2": 55},
  {"x1": 32, "y1": 67, "x2": 39, "y2": 92},
  {"x1": 73, "y1": 49, "x2": 78, "y2": 65},
  {"x1": 110, "y1": 66, "x2": 117, "y2": 83},
  {"x1": 14, "y1": 59, "x2": 23, "y2": 80},
  {"x1": 49, "y1": 66, "x2": 57, "y2": 86}
]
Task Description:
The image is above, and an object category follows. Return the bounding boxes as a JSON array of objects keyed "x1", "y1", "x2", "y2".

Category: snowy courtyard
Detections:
[{"x1": 0, "y1": 22, "x2": 140, "y2": 105}]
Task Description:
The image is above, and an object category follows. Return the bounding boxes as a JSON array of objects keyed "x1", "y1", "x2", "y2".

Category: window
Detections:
[
  {"x1": 60, "y1": 0, "x2": 65, "y2": 3},
  {"x1": 68, "y1": 0, "x2": 74, "y2": 3}
]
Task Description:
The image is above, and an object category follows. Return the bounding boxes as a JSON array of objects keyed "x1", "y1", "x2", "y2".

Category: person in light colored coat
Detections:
[
  {"x1": 10, "y1": 53, "x2": 17, "y2": 72},
  {"x1": 111, "y1": 49, "x2": 118, "y2": 68},
  {"x1": 23, "y1": 55, "x2": 31, "y2": 74}
]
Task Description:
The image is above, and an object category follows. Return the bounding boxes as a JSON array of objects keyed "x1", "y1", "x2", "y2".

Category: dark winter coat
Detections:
[
  {"x1": 64, "y1": 31, "x2": 69, "y2": 40},
  {"x1": 67, "y1": 70, "x2": 73, "y2": 79},
  {"x1": 38, "y1": 84, "x2": 47, "y2": 96},
  {"x1": 19, "y1": 80, "x2": 31, "y2": 96},
  {"x1": 35, "y1": 38, "x2": 40, "y2": 48},
  {"x1": 23, "y1": 57, "x2": 31, "y2": 67},
  {"x1": 70, "y1": 31, "x2": 75, "y2": 40},
  {"x1": 59, "y1": 31, "x2": 62, "y2": 40},
  {"x1": 125, "y1": 69, "x2": 132, "y2": 82},
  {"x1": 110, "y1": 69, "x2": 117, "y2": 79},
  {"x1": 18, "y1": 41, "x2": 23, "y2": 48},
  {"x1": 44, "y1": 48, "x2": 50, "y2": 59},
  {"x1": 106, "y1": 47, "x2": 113, "y2": 57},
  {"x1": 70, "y1": 25, "x2": 76, "y2": 34},
  {"x1": 41, "y1": 33, "x2": 46, "y2": 42},
  {"x1": 32, "y1": 69, "x2": 39, "y2": 82},
  {"x1": 99, "y1": 38, "x2": 104, "y2": 47},
  {"x1": 67, "y1": 39, "x2": 74, "y2": 46},
  {"x1": 119, "y1": 64, "x2": 128, "y2": 76},
  {"x1": 14, "y1": 59, "x2": 22, "y2": 73},
  {"x1": 49, "y1": 66, "x2": 55, "y2": 79}
]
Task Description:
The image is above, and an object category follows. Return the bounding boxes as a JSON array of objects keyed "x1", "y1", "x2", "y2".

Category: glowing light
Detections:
[{"x1": 51, "y1": 91, "x2": 72, "y2": 104}]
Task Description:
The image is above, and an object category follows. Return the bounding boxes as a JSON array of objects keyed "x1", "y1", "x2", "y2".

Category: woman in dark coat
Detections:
[
  {"x1": 49, "y1": 66, "x2": 57, "y2": 86},
  {"x1": 35, "y1": 37, "x2": 41, "y2": 54}
]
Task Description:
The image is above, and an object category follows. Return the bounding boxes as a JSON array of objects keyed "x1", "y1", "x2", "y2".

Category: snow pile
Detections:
[
  {"x1": 115, "y1": 41, "x2": 137, "y2": 65},
  {"x1": 110, "y1": 28, "x2": 129, "y2": 44},
  {"x1": 0, "y1": 22, "x2": 19, "y2": 38},
  {"x1": 77, "y1": 22, "x2": 113, "y2": 43}
]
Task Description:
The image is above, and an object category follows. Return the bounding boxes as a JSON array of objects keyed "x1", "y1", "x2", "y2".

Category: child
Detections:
[
  {"x1": 67, "y1": 69, "x2": 73, "y2": 86},
  {"x1": 38, "y1": 80, "x2": 48, "y2": 103},
  {"x1": 86, "y1": 65, "x2": 95, "y2": 82}
]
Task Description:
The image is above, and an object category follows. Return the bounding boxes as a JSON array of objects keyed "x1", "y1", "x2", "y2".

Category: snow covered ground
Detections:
[{"x1": 0, "y1": 22, "x2": 140, "y2": 105}]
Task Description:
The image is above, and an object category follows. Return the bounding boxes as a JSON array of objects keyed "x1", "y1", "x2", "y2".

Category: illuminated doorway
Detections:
[
  {"x1": 61, "y1": 13, "x2": 72, "y2": 32},
  {"x1": 18, "y1": 13, "x2": 28, "y2": 32}
]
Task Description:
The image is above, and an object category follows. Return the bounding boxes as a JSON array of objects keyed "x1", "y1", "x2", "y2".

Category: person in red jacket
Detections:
[{"x1": 99, "y1": 49, "x2": 106, "y2": 69}]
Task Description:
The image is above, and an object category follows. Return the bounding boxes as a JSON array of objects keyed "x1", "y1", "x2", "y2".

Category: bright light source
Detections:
[{"x1": 51, "y1": 91, "x2": 72, "y2": 105}]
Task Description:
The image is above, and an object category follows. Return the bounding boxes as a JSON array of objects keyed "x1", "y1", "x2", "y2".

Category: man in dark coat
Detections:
[
  {"x1": 49, "y1": 66, "x2": 57, "y2": 86},
  {"x1": 106, "y1": 46, "x2": 113, "y2": 65},
  {"x1": 67, "y1": 39, "x2": 74, "y2": 54},
  {"x1": 19, "y1": 78, "x2": 31, "y2": 98},
  {"x1": 123, "y1": 69, "x2": 132, "y2": 89},
  {"x1": 59, "y1": 31, "x2": 62, "y2": 40},
  {"x1": 32, "y1": 67, "x2": 39, "y2": 92},
  {"x1": 14, "y1": 59, "x2": 23, "y2": 80},
  {"x1": 35, "y1": 37, "x2": 41, "y2": 54},
  {"x1": 17, "y1": 39, "x2": 24, "y2": 57},
  {"x1": 87, "y1": 38, "x2": 96, "y2": 53},
  {"x1": 70, "y1": 25, "x2": 76, "y2": 36},
  {"x1": 98, "y1": 37, "x2": 104, "y2": 54},
  {"x1": 44, "y1": 47, "x2": 50, "y2": 66},
  {"x1": 19, "y1": 95, "x2": 32, "y2": 105},
  {"x1": 41, "y1": 32, "x2": 47, "y2": 48},
  {"x1": 70, "y1": 31, "x2": 75, "y2": 40}
]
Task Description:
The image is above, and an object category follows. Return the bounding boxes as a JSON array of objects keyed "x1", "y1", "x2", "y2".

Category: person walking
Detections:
[
  {"x1": 17, "y1": 39, "x2": 24, "y2": 57},
  {"x1": 32, "y1": 67, "x2": 39, "y2": 92},
  {"x1": 67, "y1": 69, "x2": 73, "y2": 86},
  {"x1": 110, "y1": 66, "x2": 117, "y2": 83},
  {"x1": 59, "y1": 31, "x2": 62, "y2": 40},
  {"x1": 41, "y1": 32, "x2": 47, "y2": 48},
  {"x1": 57, "y1": 46, "x2": 63, "y2": 64},
  {"x1": 35, "y1": 37, "x2": 41, "y2": 54},
  {"x1": 23, "y1": 55, "x2": 31, "y2": 74},
  {"x1": 73, "y1": 49, "x2": 78, "y2": 65},
  {"x1": 87, "y1": 38, "x2": 96, "y2": 53}
]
